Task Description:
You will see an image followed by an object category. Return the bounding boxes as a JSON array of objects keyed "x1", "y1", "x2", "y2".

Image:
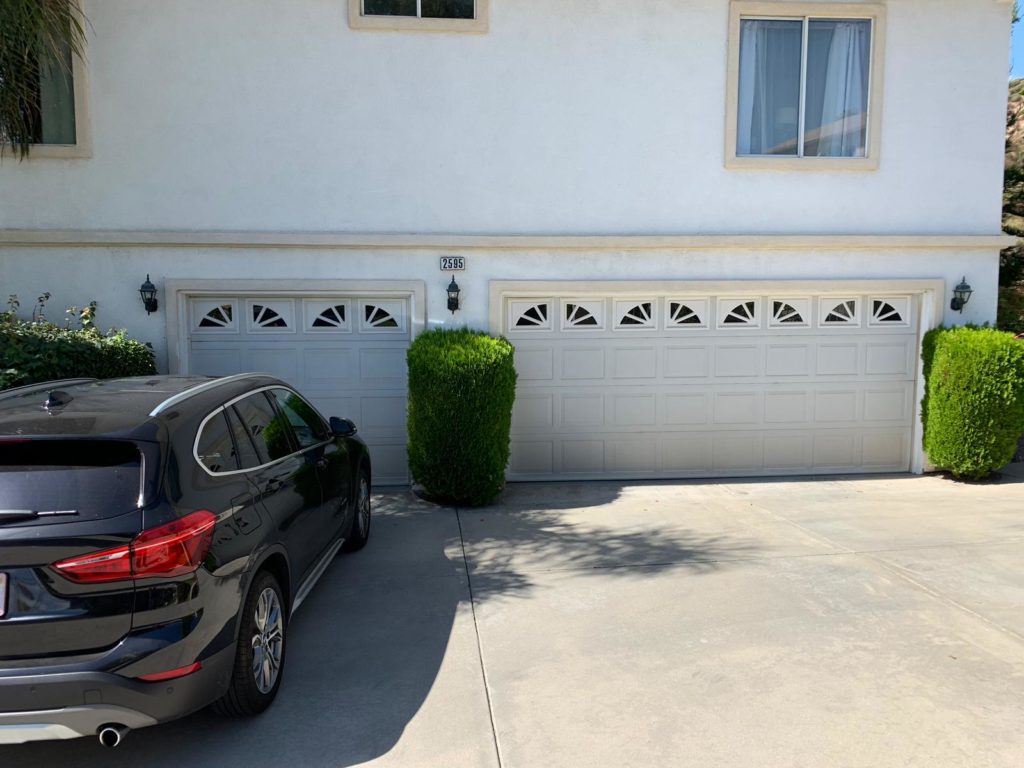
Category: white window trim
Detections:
[
  {"x1": 348, "y1": 0, "x2": 489, "y2": 33},
  {"x1": 724, "y1": 1, "x2": 886, "y2": 172}
]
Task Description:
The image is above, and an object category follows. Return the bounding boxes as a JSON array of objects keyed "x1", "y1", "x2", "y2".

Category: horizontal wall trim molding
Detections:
[{"x1": 0, "y1": 230, "x2": 1014, "y2": 251}]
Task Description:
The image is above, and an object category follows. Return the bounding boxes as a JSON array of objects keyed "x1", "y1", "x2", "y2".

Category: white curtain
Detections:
[
  {"x1": 736, "y1": 20, "x2": 802, "y2": 156},
  {"x1": 805, "y1": 20, "x2": 871, "y2": 157}
]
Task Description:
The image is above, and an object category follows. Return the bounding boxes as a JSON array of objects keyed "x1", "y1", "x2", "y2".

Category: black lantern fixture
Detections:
[
  {"x1": 950, "y1": 276, "x2": 973, "y2": 313},
  {"x1": 446, "y1": 275, "x2": 461, "y2": 314},
  {"x1": 139, "y1": 275, "x2": 158, "y2": 315}
]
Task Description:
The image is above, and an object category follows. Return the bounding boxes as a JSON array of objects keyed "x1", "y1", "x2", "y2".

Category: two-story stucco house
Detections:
[{"x1": 0, "y1": 0, "x2": 1014, "y2": 485}]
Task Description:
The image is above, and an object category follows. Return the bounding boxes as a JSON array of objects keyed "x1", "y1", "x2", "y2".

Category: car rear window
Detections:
[{"x1": 0, "y1": 440, "x2": 141, "y2": 524}]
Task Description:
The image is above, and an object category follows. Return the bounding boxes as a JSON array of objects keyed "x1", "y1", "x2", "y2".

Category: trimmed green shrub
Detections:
[
  {"x1": 407, "y1": 328, "x2": 517, "y2": 505},
  {"x1": 1, "y1": 300, "x2": 156, "y2": 390},
  {"x1": 921, "y1": 326, "x2": 1024, "y2": 479}
]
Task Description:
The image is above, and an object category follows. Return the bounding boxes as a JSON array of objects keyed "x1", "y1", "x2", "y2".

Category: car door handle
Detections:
[{"x1": 263, "y1": 479, "x2": 284, "y2": 494}]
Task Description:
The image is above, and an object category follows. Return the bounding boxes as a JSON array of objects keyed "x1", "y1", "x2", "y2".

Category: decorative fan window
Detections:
[
  {"x1": 304, "y1": 301, "x2": 352, "y2": 332},
  {"x1": 358, "y1": 301, "x2": 405, "y2": 333},
  {"x1": 769, "y1": 299, "x2": 809, "y2": 327},
  {"x1": 666, "y1": 300, "x2": 708, "y2": 329},
  {"x1": 719, "y1": 299, "x2": 759, "y2": 328},
  {"x1": 869, "y1": 297, "x2": 909, "y2": 326},
  {"x1": 512, "y1": 302, "x2": 551, "y2": 329},
  {"x1": 614, "y1": 301, "x2": 655, "y2": 330},
  {"x1": 191, "y1": 299, "x2": 239, "y2": 333},
  {"x1": 562, "y1": 300, "x2": 604, "y2": 330},
  {"x1": 198, "y1": 304, "x2": 234, "y2": 329},
  {"x1": 820, "y1": 298, "x2": 860, "y2": 327},
  {"x1": 252, "y1": 304, "x2": 288, "y2": 328},
  {"x1": 364, "y1": 304, "x2": 399, "y2": 328}
]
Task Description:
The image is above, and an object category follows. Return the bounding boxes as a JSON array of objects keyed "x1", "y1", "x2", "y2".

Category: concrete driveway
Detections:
[{"x1": 4, "y1": 471, "x2": 1024, "y2": 767}]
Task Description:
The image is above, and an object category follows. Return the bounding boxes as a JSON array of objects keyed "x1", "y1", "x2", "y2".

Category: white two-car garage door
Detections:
[
  {"x1": 503, "y1": 287, "x2": 922, "y2": 481},
  {"x1": 186, "y1": 294, "x2": 411, "y2": 485}
]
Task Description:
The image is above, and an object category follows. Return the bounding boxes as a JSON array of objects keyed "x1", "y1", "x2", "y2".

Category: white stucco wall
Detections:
[
  {"x1": 0, "y1": 0, "x2": 1012, "y2": 235},
  {"x1": 0, "y1": 246, "x2": 999, "y2": 372}
]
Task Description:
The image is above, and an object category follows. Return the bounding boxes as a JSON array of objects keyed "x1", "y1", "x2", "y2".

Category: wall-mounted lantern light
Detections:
[
  {"x1": 139, "y1": 275, "x2": 159, "y2": 315},
  {"x1": 447, "y1": 275, "x2": 461, "y2": 314},
  {"x1": 950, "y1": 276, "x2": 973, "y2": 313}
]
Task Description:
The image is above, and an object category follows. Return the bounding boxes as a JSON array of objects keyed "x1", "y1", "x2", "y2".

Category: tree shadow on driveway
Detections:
[{"x1": 0, "y1": 484, "x2": 757, "y2": 767}]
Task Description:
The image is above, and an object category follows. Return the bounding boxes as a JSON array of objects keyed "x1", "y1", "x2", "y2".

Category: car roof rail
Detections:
[
  {"x1": 0, "y1": 378, "x2": 99, "y2": 402},
  {"x1": 149, "y1": 373, "x2": 272, "y2": 417}
]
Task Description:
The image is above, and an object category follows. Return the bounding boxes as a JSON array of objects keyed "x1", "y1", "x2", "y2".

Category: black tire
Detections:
[
  {"x1": 342, "y1": 466, "x2": 371, "y2": 552},
  {"x1": 212, "y1": 571, "x2": 287, "y2": 717}
]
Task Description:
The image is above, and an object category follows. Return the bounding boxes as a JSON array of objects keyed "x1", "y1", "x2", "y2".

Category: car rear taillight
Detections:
[{"x1": 52, "y1": 510, "x2": 216, "y2": 584}]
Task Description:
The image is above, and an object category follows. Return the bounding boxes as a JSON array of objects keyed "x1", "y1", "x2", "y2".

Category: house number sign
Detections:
[{"x1": 440, "y1": 256, "x2": 466, "y2": 271}]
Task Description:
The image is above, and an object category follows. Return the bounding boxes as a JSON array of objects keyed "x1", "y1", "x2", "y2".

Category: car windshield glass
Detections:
[{"x1": 0, "y1": 440, "x2": 141, "y2": 524}]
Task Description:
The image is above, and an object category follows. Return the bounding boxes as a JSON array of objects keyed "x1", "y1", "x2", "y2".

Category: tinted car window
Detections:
[
  {"x1": 196, "y1": 412, "x2": 239, "y2": 474},
  {"x1": 224, "y1": 406, "x2": 262, "y2": 470},
  {"x1": 268, "y1": 388, "x2": 328, "y2": 449},
  {"x1": 0, "y1": 441, "x2": 140, "y2": 524},
  {"x1": 231, "y1": 392, "x2": 295, "y2": 464}
]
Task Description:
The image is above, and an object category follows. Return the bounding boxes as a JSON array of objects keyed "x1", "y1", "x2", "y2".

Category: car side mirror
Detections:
[{"x1": 329, "y1": 416, "x2": 357, "y2": 437}]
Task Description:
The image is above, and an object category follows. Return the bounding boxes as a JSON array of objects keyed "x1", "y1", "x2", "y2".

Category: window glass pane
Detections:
[
  {"x1": 232, "y1": 393, "x2": 295, "y2": 464},
  {"x1": 196, "y1": 412, "x2": 239, "y2": 474},
  {"x1": 224, "y1": 406, "x2": 262, "y2": 470},
  {"x1": 38, "y1": 41, "x2": 76, "y2": 145},
  {"x1": 363, "y1": 0, "x2": 417, "y2": 16},
  {"x1": 736, "y1": 19, "x2": 803, "y2": 156},
  {"x1": 268, "y1": 388, "x2": 328, "y2": 449},
  {"x1": 422, "y1": 0, "x2": 474, "y2": 19},
  {"x1": 804, "y1": 19, "x2": 871, "y2": 158}
]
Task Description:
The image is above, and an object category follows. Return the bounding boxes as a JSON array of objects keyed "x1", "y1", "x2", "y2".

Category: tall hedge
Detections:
[
  {"x1": 407, "y1": 328, "x2": 517, "y2": 505},
  {"x1": 1, "y1": 316, "x2": 156, "y2": 390},
  {"x1": 921, "y1": 326, "x2": 1024, "y2": 479}
]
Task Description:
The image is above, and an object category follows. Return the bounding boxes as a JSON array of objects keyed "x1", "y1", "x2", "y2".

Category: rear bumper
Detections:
[{"x1": 0, "y1": 645, "x2": 234, "y2": 745}]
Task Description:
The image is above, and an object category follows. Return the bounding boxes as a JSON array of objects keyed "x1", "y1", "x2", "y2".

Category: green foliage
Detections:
[
  {"x1": 407, "y1": 328, "x2": 517, "y2": 506},
  {"x1": 0, "y1": 296, "x2": 156, "y2": 389},
  {"x1": 0, "y1": 0, "x2": 87, "y2": 159},
  {"x1": 921, "y1": 326, "x2": 1024, "y2": 480}
]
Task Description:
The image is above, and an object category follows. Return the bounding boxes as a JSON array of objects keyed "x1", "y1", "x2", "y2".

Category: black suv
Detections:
[{"x1": 0, "y1": 374, "x2": 371, "y2": 746}]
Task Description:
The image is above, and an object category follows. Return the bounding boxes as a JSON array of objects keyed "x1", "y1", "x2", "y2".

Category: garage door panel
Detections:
[
  {"x1": 765, "y1": 344, "x2": 811, "y2": 376},
  {"x1": 562, "y1": 348, "x2": 606, "y2": 380},
  {"x1": 863, "y1": 386, "x2": 912, "y2": 423},
  {"x1": 665, "y1": 393, "x2": 709, "y2": 425},
  {"x1": 664, "y1": 346, "x2": 710, "y2": 378},
  {"x1": 516, "y1": 348, "x2": 555, "y2": 381},
  {"x1": 764, "y1": 392, "x2": 810, "y2": 424},
  {"x1": 763, "y1": 434, "x2": 811, "y2": 469},
  {"x1": 714, "y1": 345, "x2": 761, "y2": 377},
  {"x1": 713, "y1": 392, "x2": 759, "y2": 425},
  {"x1": 505, "y1": 289, "x2": 919, "y2": 480},
  {"x1": 662, "y1": 435, "x2": 713, "y2": 472},
  {"x1": 611, "y1": 347, "x2": 658, "y2": 379},
  {"x1": 190, "y1": 346, "x2": 242, "y2": 377},
  {"x1": 865, "y1": 341, "x2": 914, "y2": 376},
  {"x1": 301, "y1": 348, "x2": 356, "y2": 388},
  {"x1": 561, "y1": 440, "x2": 605, "y2": 473},
  {"x1": 359, "y1": 347, "x2": 407, "y2": 387},
  {"x1": 560, "y1": 393, "x2": 605, "y2": 428}
]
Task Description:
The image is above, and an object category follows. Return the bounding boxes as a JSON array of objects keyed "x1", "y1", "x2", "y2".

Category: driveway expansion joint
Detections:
[{"x1": 455, "y1": 507, "x2": 505, "y2": 768}]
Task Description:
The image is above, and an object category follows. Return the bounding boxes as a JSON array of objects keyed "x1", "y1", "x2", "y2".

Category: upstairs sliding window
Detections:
[
  {"x1": 350, "y1": 0, "x2": 488, "y2": 32},
  {"x1": 727, "y1": 3, "x2": 884, "y2": 170}
]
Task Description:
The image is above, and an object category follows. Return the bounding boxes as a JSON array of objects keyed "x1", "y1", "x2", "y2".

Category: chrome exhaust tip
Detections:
[{"x1": 97, "y1": 724, "x2": 128, "y2": 748}]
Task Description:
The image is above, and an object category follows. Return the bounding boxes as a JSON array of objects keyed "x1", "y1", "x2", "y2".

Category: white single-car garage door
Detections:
[
  {"x1": 185, "y1": 294, "x2": 411, "y2": 485},
  {"x1": 503, "y1": 287, "x2": 922, "y2": 480}
]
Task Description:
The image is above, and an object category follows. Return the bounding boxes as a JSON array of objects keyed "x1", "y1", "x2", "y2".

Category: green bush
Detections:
[
  {"x1": 407, "y1": 328, "x2": 517, "y2": 505},
  {"x1": 1, "y1": 300, "x2": 156, "y2": 390},
  {"x1": 921, "y1": 326, "x2": 1024, "y2": 479}
]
